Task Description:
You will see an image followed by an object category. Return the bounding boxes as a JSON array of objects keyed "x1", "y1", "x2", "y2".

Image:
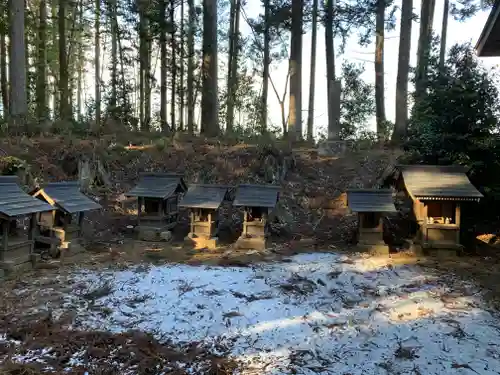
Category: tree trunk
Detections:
[
  {"x1": 226, "y1": 0, "x2": 235, "y2": 133},
  {"x1": 51, "y1": 0, "x2": 58, "y2": 119},
  {"x1": 429, "y1": 0, "x2": 436, "y2": 31},
  {"x1": 186, "y1": 0, "x2": 195, "y2": 134},
  {"x1": 306, "y1": 0, "x2": 318, "y2": 142},
  {"x1": 439, "y1": 0, "x2": 449, "y2": 71},
  {"x1": 375, "y1": 0, "x2": 386, "y2": 139},
  {"x1": 225, "y1": 0, "x2": 240, "y2": 134},
  {"x1": 392, "y1": 0, "x2": 412, "y2": 144},
  {"x1": 325, "y1": 0, "x2": 338, "y2": 139},
  {"x1": 76, "y1": 4, "x2": 85, "y2": 121},
  {"x1": 117, "y1": 20, "x2": 128, "y2": 119},
  {"x1": 0, "y1": 0, "x2": 7, "y2": 117},
  {"x1": 25, "y1": 19, "x2": 30, "y2": 109},
  {"x1": 170, "y1": 0, "x2": 176, "y2": 131},
  {"x1": 58, "y1": 0, "x2": 69, "y2": 121},
  {"x1": 159, "y1": 0, "x2": 167, "y2": 132},
  {"x1": 179, "y1": 0, "x2": 184, "y2": 131},
  {"x1": 110, "y1": 0, "x2": 118, "y2": 113},
  {"x1": 415, "y1": 0, "x2": 435, "y2": 98},
  {"x1": 287, "y1": 0, "x2": 303, "y2": 140},
  {"x1": 261, "y1": 0, "x2": 270, "y2": 133},
  {"x1": 95, "y1": 0, "x2": 101, "y2": 127},
  {"x1": 139, "y1": 1, "x2": 144, "y2": 130},
  {"x1": 36, "y1": 0, "x2": 47, "y2": 120},
  {"x1": 144, "y1": 20, "x2": 153, "y2": 131},
  {"x1": 9, "y1": 0, "x2": 27, "y2": 131},
  {"x1": 66, "y1": 2, "x2": 81, "y2": 117},
  {"x1": 0, "y1": 32, "x2": 8, "y2": 116},
  {"x1": 138, "y1": 0, "x2": 150, "y2": 131},
  {"x1": 77, "y1": 39, "x2": 82, "y2": 121},
  {"x1": 144, "y1": 18, "x2": 151, "y2": 131},
  {"x1": 201, "y1": 0, "x2": 218, "y2": 136}
]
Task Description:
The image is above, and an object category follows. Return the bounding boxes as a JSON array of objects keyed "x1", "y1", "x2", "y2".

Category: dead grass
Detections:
[
  {"x1": 394, "y1": 342, "x2": 419, "y2": 360},
  {"x1": 0, "y1": 241, "x2": 500, "y2": 373},
  {"x1": 82, "y1": 282, "x2": 114, "y2": 300},
  {"x1": 0, "y1": 361, "x2": 41, "y2": 375},
  {"x1": 279, "y1": 274, "x2": 318, "y2": 296},
  {"x1": 85, "y1": 238, "x2": 321, "y2": 268},
  {"x1": 0, "y1": 314, "x2": 239, "y2": 375},
  {"x1": 477, "y1": 233, "x2": 500, "y2": 248}
]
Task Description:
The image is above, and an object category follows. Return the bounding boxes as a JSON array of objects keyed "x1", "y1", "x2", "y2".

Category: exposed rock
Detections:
[
  {"x1": 160, "y1": 231, "x2": 173, "y2": 242},
  {"x1": 317, "y1": 140, "x2": 348, "y2": 157},
  {"x1": 138, "y1": 228, "x2": 158, "y2": 242}
]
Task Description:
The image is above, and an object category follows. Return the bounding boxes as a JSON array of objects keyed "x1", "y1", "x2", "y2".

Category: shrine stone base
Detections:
[
  {"x1": 424, "y1": 247, "x2": 460, "y2": 258},
  {"x1": 408, "y1": 242, "x2": 424, "y2": 256},
  {"x1": 355, "y1": 243, "x2": 390, "y2": 256},
  {"x1": 0, "y1": 253, "x2": 39, "y2": 275},
  {"x1": 234, "y1": 236, "x2": 269, "y2": 251},
  {"x1": 60, "y1": 241, "x2": 86, "y2": 258},
  {"x1": 136, "y1": 226, "x2": 172, "y2": 242},
  {"x1": 184, "y1": 233, "x2": 219, "y2": 250}
]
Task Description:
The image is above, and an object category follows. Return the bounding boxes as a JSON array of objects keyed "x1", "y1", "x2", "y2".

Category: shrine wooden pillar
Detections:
[
  {"x1": 78, "y1": 212, "x2": 85, "y2": 238},
  {"x1": 1, "y1": 220, "x2": 8, "y2": 261},
  {"x1": 28, "y1": 214, "x2": 37, "y2": 254}
]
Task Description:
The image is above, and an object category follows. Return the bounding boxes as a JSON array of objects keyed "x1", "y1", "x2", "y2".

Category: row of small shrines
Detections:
[
  {"x1": 0, "y1": 164, "x2": 483, "y2": 273},
  {"x1": 0, "y1": 173, "x2": 282, "y2": 272},
  {"x1": 348, "y1": 165, "x2": 483, "y2": 254},
  {"x1": 125, "y1": 174, "x2": 281, "y2": 250}
]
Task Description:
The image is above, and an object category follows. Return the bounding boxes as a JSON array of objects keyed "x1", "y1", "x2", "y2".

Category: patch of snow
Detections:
[{"x1": 9, "y1": 252, "x2": 500, "y2": 374}]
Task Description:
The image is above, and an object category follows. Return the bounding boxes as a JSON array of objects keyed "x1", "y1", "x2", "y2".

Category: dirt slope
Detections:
[{"x1": 0, "y1": 136, "x2": 401, "y2": 244}]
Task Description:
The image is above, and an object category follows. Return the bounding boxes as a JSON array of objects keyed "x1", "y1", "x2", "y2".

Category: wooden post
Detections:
[
  {"x1": 358, "y1": 213, "x2": 364, "y2": 243},
  {"x1": 419, "y1": 201, "x2": 428, "y2": 246},
  {"x1": 243, "y1": 209, "x2": 248, "y2": 236},
  {"x1": 208, "y1": 212, "x2": 212, "y2": 238},
  {"x1": 359, "y1": 213, "x2": 364, "y2": 229},
  {"x1": 190, "y1": 211, "x2": 194, "y2": 235},
  {"x1": 455, "y1": 203, "x2": 461, "y2": 245},
  {"x1": 138, "y1": 197, "x2": 144, "y2": 225},
  {"x1": 173, "y1": 196, "x2": 179, "y2": 223},
  {"x1": 28, "y1": 214, "x2": 36, "y2": 240},
  {"x1": 1, "y1": 219, "x2": 9, "y2": 261},
  {"x1": 262, "y1": 210, "x2": 269, "y2": 237},
  {"x1": 158, "y1": 200, "x2": 163, "y2": 217},
  {"x1": 28, "y1": 214, "x2": 37, "y2": 254},
  {"x1": 78, "y1": 212, "x2": 84, "y2": 238},
  {"x1": 62, "y1": 213, "x2": 69, "y2": 231}
]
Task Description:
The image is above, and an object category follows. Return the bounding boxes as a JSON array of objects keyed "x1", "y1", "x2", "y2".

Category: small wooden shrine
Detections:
[
  {"x1": 388, "y1": 165, "x2": 482, "y2": 252},
  {"x1": 179, "y1": 184, "x2": 231, "y2": 249},
  {"x1": 347, "y1": 189, "x2": 396, "y2": 255},
  {"x1": 0, "y1": 176, "x2": 53, "y2": 272},
  {"x1": 233, "y1": 184, "x2": 280, "y2": 250},
  {"x1": 126, "y1": 173, "x2": 187, "y2": 238},
  {"x1": 31, "y1": 181, "x2": 102, "y2": 256}
]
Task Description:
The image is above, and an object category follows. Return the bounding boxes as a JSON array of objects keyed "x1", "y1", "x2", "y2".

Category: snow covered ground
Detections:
[{"x1": 9, "y1": 252, "x2": 500, "y2": 374}]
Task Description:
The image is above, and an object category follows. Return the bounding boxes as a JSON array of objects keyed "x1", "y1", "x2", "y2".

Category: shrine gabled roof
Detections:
[
  {"x1": 476, "y1": 0, "x2": 500, "y2": 56},
  {"x1": 126, "y1": 173, "x2": 188, "y2": 199},
  {"x1": 0, "y1": 176, "x2": 53, "y2": 218},
  {"x1": 233, "y1": 184, "x2": 280, "y2": 208},
  {"x1": 179, "y1": 184, "x2": 231, "y2": 210},
  {"x1": 33, "y1": 181, "x2": 102, "y2": 214},
  {"x1": 346, "y1": 189, "x2": 396, "y2": 213},
  {"x1": 397, "y1": 165, "x2": 483, "y2": 201}
]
